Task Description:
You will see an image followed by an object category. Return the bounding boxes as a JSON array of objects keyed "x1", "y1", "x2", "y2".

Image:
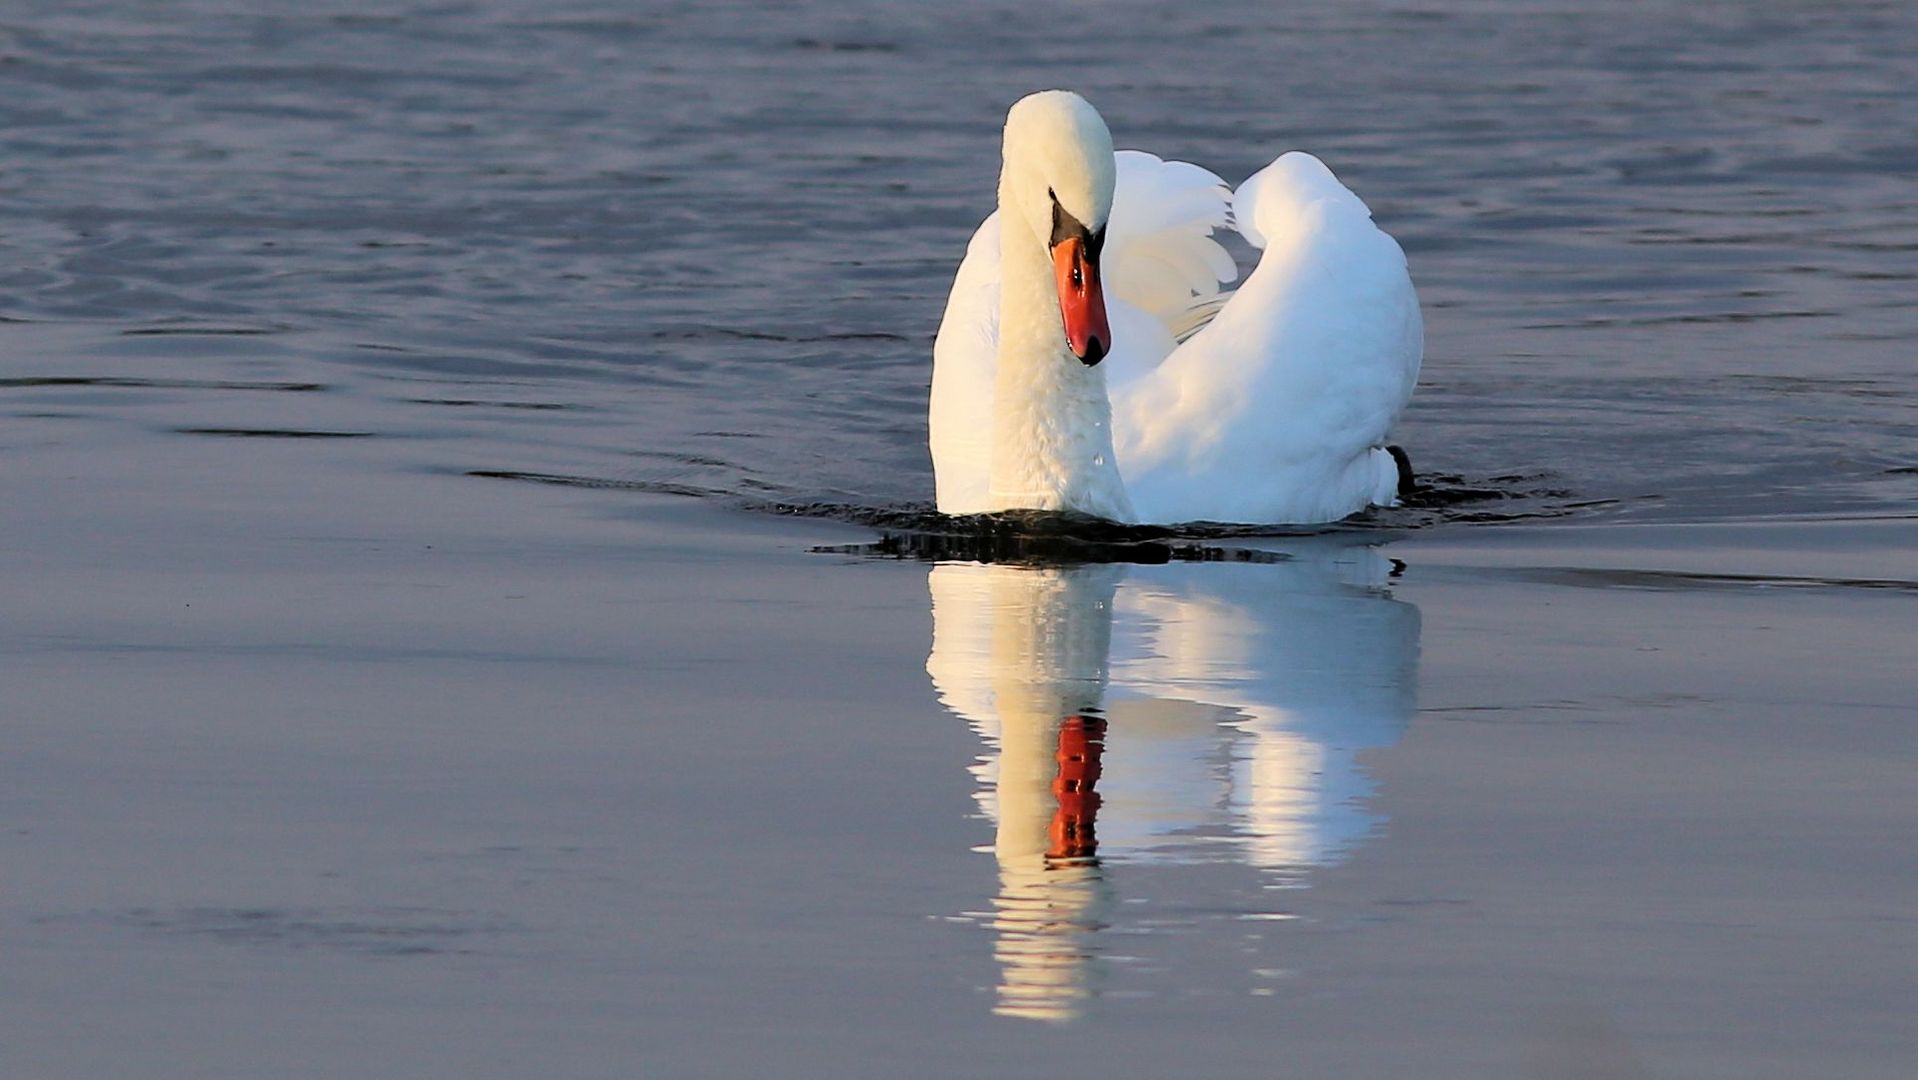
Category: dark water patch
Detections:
[
  {"x1": 29, "y1": 636, "x2": 617, "y2": 666},
  {"x1": 791, "y1": 37, "x2": 902, "y2": 54},
  {"x1": 647, "y1": 325, "x2": 917, "y2": 344},
  {"x1": 1827, "y1": 239, "x2": 1918, "y2": 254},
  {"x1": 1524, "y1": 309, "x2": 1838, "y2": 330},
  {"x1": 1830, "y1": 330, "x2": 1918, "y2": 344},
  {"x1": 99, "y1": 906, "x2": 518, "y2": 958},
  {"x1": 1507, "y1": 565, "x2": 1918, "y2": 596},
  {"x1": 767, "y1": 468, "x2": 1591, "y2": 535},
  {"x1": 791, "y1": 501, "x2": 1411, "y2": 567},
  {"x1": 121, "y1": 325, "x2": 286, "y2": 337},
  {"x1": 338, "y1": 348, "x2": 607, "y2": 381},
  {"x1": 815, "y1": 530, "x2": 1291, "y2": 567},
  {"x1": 1356, "y1": 471, "x2": 1604, "y2": 527},
  {"x1": 405, "y1": 397, "x2": 577, "y2": 411},
  {"x1": 463, "y1": 463, "x2": 1586, "y2": 536},
  {"x1": 765, "y1": 500, "x2": 1333, "y2": 540},
  {"x1": 1419, "y1": 702, "x2": 1628, "y2": 726},
  {"x1": 627, "y1": 448, "x2": 753, "y2": 472},
  {"x1": 328, "y1": 13, "x2": 406, "y2": 27},
  {"x1": 187, "y1": 62, "x2": 522, "y2": 92},
  {"x1": 506, "y1": 15, "x2": 661, "y2": 37},
  {"x1": 468, "y1": 469, "x2": 722, "y2": 501},
  {"x1": 1728, "y1": 374, "x2": 1909, "y2": 400},
  {"x1": 1401, "y1": 472, "x2": 1573, "y2": 508},
  {"x1": 0, "y1": 376, "x2": 326, "y2": 393},
  {"x1": 174, "y1": 427, "x2": 374, "y2": 439}
]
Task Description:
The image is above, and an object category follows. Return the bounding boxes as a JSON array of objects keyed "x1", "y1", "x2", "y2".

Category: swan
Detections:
[{"x1": 930, "y1": 90, "x2": 1423, "y2": 525}]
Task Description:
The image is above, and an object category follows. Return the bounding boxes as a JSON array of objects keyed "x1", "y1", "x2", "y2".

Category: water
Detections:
[
  {"x1": 4, "y1": 0, "x2": 1913, "y2": 519},
  {"x1": 3, "y1": 2, "x2": 1915, "y2": 1077}
]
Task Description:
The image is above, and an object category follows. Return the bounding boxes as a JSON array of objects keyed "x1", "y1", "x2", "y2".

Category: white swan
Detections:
[{"x1": 930, "y1": 90, "x2": 1423, "y2": 525}]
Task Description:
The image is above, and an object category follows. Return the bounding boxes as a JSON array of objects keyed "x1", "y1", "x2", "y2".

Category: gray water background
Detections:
[
  {"x1": 3, "y1": 0, "x2": 1913, "y2": 522},
  {"x1": 4, "y1": 4, "x2": 1917, "y2": 1078}
]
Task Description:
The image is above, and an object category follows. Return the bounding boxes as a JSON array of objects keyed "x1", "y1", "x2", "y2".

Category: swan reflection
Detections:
[{"x1": 925, "y1": 540, "x2": 1419, "y2": 1021}]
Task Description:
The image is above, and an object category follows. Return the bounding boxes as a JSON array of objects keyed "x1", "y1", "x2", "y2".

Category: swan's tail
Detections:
[{"x1": 1367, "y1": 446, "x2": 1414, "y2": 508}]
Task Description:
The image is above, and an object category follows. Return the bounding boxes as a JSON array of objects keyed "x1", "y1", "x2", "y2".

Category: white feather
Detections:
[{"x1": 931, "y1": 95, "x2": 1422, "y2": 525}]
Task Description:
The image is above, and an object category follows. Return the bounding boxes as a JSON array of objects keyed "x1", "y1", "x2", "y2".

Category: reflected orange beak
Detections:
[{"x1": 1051, "y1": 235, "x2": 1111, "y2": 366}]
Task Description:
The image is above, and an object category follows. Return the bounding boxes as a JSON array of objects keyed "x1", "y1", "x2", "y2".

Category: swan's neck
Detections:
[{"x1": 989, "y1": 199, "x2": 1133, "y2": 522}]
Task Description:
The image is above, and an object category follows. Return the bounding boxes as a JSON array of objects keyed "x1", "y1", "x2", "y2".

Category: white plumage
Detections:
[{"x1": 930, "y1": 92, "x2": 1423, "y2": 525}]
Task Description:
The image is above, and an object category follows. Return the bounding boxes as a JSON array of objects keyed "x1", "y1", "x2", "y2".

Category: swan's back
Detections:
[{"x1": 1115, "y1": 152, "x2": 1422, "y2": 524}]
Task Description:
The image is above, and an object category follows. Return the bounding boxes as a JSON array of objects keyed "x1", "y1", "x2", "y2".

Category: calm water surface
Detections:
[{"x1": 3, "y1": 2, "x2": 1915, "y2": 1077}]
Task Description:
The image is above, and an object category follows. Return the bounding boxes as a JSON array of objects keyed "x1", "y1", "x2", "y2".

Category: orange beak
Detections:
[{"x1": 1051, "y1": 235, "x2": 1111, "y2": 366}]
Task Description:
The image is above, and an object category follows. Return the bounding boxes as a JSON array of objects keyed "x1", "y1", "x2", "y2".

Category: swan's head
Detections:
[{"x1": 1001, "y1": 90, "x2": 1115, "y2": 366}]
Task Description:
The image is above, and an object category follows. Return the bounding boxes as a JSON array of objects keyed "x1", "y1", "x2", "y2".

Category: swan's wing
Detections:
[
  {"x1": 1165, "y1": 294, "x2": 1230, "y2": 344},
  {"x1": 1224, "y1": 153, "x2": 1423, "y2": 448},
  {"x1": 930, "y1": 213, "x2": 1001, "y2": 514},
  {"x1": 1115, "y1": 152, "x2": 1423, "y2": 524},
  {"x1": 1101, "y1": 151, "x2": 1238, "y2": 387}
]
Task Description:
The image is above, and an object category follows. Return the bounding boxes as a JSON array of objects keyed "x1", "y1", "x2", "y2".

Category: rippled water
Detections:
[
  {"x1": 4, "y1": 0, "x2": 1913, "y2": 525},
  {"x1": 5, "y1": 4, "x2": 1917, "y2": 1076}
]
